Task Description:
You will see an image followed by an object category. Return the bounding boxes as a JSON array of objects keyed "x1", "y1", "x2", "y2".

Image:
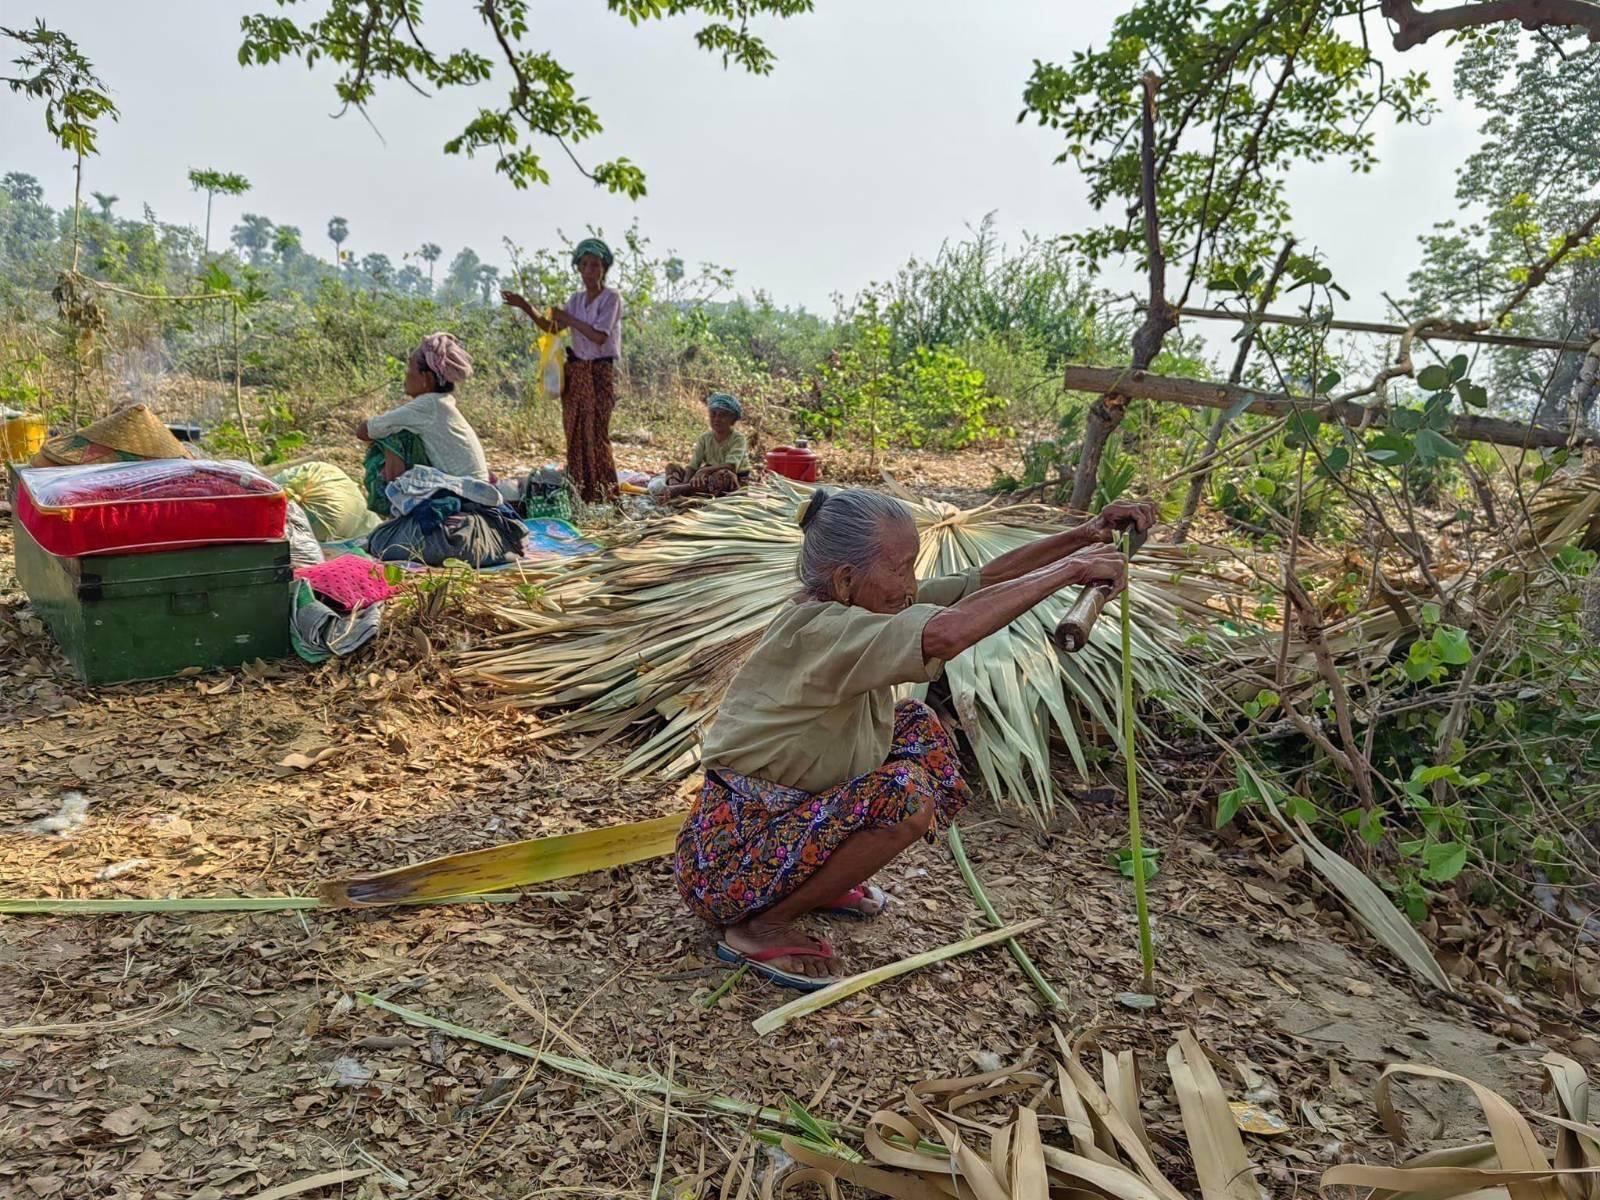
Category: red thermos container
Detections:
[{"x1": 765, "y1": 442, "x2": 820, "y2": 483}]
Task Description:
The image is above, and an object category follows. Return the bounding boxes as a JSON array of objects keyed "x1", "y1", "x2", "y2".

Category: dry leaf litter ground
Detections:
[{"x1": 0, "y1": 467, "x2": 1590, "y2": 1200}]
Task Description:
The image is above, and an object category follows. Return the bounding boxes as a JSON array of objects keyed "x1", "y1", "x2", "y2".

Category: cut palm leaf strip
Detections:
[
  {"x1": 0, "y1": 893, "x2": 522, "y2": 915},
  {"x1": 319, "y1": 812, "x2": 685, "y2": 907},
  {"x1": 1228, "y1": 752, "x2": 1453, "y2": 993},
  {"x1": 752, "y1": 919, "x2": 1042, "y2": 1037},
  {"x1": 359, "y1": 992, "x2": 913, "y2": 1146},
  {"x1": 946, "y1": 825, "x2": 1063, "y2": 1010},
  {"x1": 1167, "y1": 1028, "x2": 1258, "y2": 1200},
  {"x1": 1118, "y1": 538, "x2": 1156, "y2": 997},
  {"x1": 241, "y1": 1169, "x2": 374, "y2": 1200}
]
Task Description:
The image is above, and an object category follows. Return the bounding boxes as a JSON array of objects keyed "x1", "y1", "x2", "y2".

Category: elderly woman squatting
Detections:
[{"x1": 674, "y1": 487, "x2": 1156, "y2": 990}]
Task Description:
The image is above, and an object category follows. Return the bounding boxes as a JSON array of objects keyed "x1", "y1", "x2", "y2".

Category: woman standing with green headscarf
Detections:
[{"x1": 502, "y1": 237, "x2": 624, "y2": 503}]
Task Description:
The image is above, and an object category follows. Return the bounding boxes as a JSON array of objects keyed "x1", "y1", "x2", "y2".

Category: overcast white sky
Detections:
[{"x1": 0, "y1": 1, "x2": 1479, "y2": 319}]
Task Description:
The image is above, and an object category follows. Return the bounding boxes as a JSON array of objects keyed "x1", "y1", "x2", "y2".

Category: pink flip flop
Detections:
[
  {"x1": 815, "y1": 883, "x2": 888, "y2": 921},
  {"x1": 715, "y1": 938, "x2": 839, "y2": 992}
]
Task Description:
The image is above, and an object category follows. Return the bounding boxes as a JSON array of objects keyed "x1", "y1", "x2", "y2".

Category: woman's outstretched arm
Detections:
[
  {"x1": 977, "y1": 499, "x2": 1156, "y2": 588},
  {"x1": 923, "y1": 544, "x2": 1126, "y2": 662}
]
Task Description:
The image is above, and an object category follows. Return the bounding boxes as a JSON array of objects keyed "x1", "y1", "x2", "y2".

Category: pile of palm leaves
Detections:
[
  {"x1": 759, "y1": 1032, "x2": 1599, "y2": 1200},
  {"x1": 459, "y1": 480, "x2": 1238, "y2": 824}
]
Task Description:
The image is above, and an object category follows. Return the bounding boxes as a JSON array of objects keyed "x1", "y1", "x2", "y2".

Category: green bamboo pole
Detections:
[
  {"x1": 946, "y1": 825, "x2": 1064, "y2": 1010},
  {"x1": 1120, "y1": 533, "x2": 1156, "y2": 995}
]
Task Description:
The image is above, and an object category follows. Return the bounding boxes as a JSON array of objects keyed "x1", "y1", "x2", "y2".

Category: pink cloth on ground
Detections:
[{"x1": 294, "y1": 554, "x2": 402, "y2": 610}]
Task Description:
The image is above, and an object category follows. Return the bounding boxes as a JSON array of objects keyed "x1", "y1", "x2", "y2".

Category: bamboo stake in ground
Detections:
[
  {"x1": 1120, "y1": 533, "x2": 1156, "y2": 996},
  {"x1": 946, "y1": 826, "x2": 1064, "y2": 1010}
]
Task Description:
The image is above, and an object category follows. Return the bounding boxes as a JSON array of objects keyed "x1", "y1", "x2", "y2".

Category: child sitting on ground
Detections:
[{"x1": 660, "y1": 393, "x2": 750, "y2": 499}]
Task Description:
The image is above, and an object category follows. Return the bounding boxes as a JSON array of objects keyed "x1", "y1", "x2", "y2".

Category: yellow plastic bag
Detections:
[{"x1": 536, "y1": 312, "x2": 564, "y2": 403}]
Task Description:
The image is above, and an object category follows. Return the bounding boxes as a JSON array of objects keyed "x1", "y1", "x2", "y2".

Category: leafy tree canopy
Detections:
[
  {"x1": 0, "y1": 21, "x2": 118, "y2": 158},
  {"x1": 236, "y1": 0, "x2": 813, "y2": 198},
  {"x1": 188, "y1": 168, "x2": 252, "y2": 197},
  {"x1": 1021, "y1": 0, "x2": 1433, "y2": 293}
]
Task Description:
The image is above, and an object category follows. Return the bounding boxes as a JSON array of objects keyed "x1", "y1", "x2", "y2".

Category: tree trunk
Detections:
[
  {"x1": 203, "y1": 192, "x2": 213, "y2": 258},
  {"x1": 1172, "y1": 239, "x2": 1296, "y2": 542},
  {"x1": 1068, "y1": 74, "x2": 1175, "y2": 515}
]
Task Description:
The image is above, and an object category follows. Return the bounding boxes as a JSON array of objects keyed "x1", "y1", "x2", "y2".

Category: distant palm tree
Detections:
[
  {"x1": 327, "y1": 216, "x2": 349, "y2": 266},
  {"x1": 419, "y1": 242, "x2": 442, "y2": 284},
  {"x1": 396, "y1": 264, "x2": 426, "y2": 296},
  {"x1": 476, "y1": 263, "x2": 500, "y2": 305},
  {"x1": 362, "y1": 253, "x2": 393, "y2": 289},
  {"x1": 273, "y1": 224, "x2": 302, "y2": 265},
  {"x1": 231, "y1": 213, "x2": 275, "y2": 265},
  {"x1": 187, "y1": 168, "x2": 251, "y2": 257},
  {"x1": 90, "y1": 191, "x2": 118, "y2": 220}
]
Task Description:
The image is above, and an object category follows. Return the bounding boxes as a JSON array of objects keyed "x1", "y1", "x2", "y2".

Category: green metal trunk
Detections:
[{"x1": 13, "y1": 520, "x2": 292, "y2": 684}]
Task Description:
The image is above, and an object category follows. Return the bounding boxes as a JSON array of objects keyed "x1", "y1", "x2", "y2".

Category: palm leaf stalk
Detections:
[
  {"x1": 1119, "y1": 533, "x2": 1156, "y2": 996},
  {"x1": 460, "y1": 481, "x2": 1236, "y2": 825}
]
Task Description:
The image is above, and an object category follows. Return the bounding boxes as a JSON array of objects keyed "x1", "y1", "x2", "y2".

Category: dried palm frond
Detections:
[
  {"x1": 779, "y1": 1024, "x2": 1258, "y2": 1200},
  {"x1": 459, "y1": 480, "x2": 1237, "y2": 824}
]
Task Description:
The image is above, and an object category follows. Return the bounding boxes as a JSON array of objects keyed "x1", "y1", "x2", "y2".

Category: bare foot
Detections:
[
  {"x1": 818, "y1": 883, "x2": 887, "y2": 918},
  {"x1": 722, "y1": 919, "x2": 839, "y2": 979}
]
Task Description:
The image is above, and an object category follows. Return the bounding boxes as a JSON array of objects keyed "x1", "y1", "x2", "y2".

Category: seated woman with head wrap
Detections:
[
  {"x1": 674, "y1": 487, "x2": 1156, "y2": 991},
  {"x1": 661, "y1": 392, "x2": 750, "y2": 499},
  {"x1": 356, "y1": 332, "x2": 488, "y2": 515}
]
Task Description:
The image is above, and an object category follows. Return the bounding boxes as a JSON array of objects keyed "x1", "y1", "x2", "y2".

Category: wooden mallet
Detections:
[{"x1": 1051, "y1": 528, "x2": 1147, "y2": 653}]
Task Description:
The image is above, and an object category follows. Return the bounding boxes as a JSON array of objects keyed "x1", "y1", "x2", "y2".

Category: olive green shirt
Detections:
[
  {"x1": 688, "y1": 430, "x2": 750, "y2": 473},
  {"x1": 701, "y1": 569, "x2": 982, "y2": 794}
]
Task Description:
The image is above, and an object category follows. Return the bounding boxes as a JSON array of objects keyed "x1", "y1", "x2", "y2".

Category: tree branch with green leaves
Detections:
[{"x1": 237, "y1": 0, "x2": 813, "y2": 198}]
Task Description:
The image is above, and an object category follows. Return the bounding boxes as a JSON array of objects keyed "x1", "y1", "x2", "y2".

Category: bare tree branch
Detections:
[
  {"x1": 1381, "y1": 0, "x2": 1600, "y2": 48},
  {"x1": 1171, "y1": 303, "x2": 1596, "y2": 351},
  {"x1": 1060, "y1": 363, "x2": 1600, "y2": 449},
  {"x1": 1068, "y1": 73, "x2": 1176, "y2": 514},
  {"x1": 1173, "y1": 238, "x2": 1296, "y2": 542}
]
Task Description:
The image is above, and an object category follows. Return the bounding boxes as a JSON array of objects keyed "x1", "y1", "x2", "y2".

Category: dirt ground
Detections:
[{"x1": 0, "y1": 471, "x2": 1592, "y2": 1200}]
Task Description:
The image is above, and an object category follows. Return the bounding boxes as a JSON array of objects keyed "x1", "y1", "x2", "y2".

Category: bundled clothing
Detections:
[
  {"x1": 363, "y1": 430, "x2": 430, "y2": 516},
  {"x1": 367, "y1": 466, "x2": 525, "y2": 568},
  {"x1": 673, "y1": 568, "x2": 982, "y2": 923},
  {"x1": 664, "y1": 461, "x2": 741, "y2": 497}
]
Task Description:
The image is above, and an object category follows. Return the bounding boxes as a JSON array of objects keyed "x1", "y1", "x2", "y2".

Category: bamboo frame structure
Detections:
[{"x1": 1167, "y1": 303, "x2": 1597, "y2": 353}]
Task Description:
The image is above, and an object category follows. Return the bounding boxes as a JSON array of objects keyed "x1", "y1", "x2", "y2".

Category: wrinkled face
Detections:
[
  {"x1": 708, "y1": 408, "x2": 737, "y2": 439},
  {"x1": 404, "y1": 354, "x2": 435, "y2": 397},
  {"x1": 833, "y1": 517, "x2": 919, "y2": 614},
  {"x1": 576, "y1": 253, "x2": 606, "y2": 291}
]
